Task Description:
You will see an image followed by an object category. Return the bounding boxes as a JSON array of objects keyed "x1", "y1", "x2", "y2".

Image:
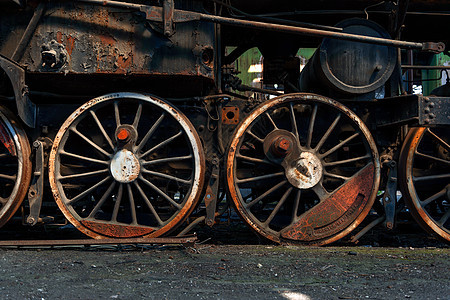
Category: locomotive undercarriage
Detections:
[{"x1": 0, "y1": 0, "x2": 449, "y2": 245}]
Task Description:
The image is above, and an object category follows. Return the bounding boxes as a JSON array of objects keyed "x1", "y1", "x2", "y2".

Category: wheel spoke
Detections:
[
  {"x1": 324, "y1": 171, "x2": 350, "y2": 181},
  {"x1": 312, "y1": 183, "x2": 330, "y2": 201},
  {"x1": 236, "y1": 172, "x2": 285, "y2": 184},
  {"x1": 246, "y1": 130, "x2": 264, "y2": 143},
  {"x1": 246, "y1": 180, "x2": 287, "y2": 209},
  {"x1": 111, "y1": 184, "x2": 123, "y2": 222},
  {"x1": 140, "y1": 130, "x2": 183, "y2": 158},
  {"x1": 133, "y1": 103, "x2": 143, "y2": 128},
  {"x1": 87, "y1": 181, "x2": 117, "y2": 219},
  {"x1": 136, "y1": 113, "x2": 165, "y2": 152},
  {"x1": 60, "y1": 150, "x2": 110, "y2": 165},
  {"x1": 306, "y1": 104, "x2": 317, "y2": 149},
  {"x1": 263, "y1": 187, "x2": 293, "y2": 225},
  {"x1": 289, "y1": 103, "x2": 299, "y2": 141},
  {"x1": 291, "y1": 190, "x2": 301, "y2": 221},
  {"x1": 320, "y1": 132, "x2": 360, "y2": 158},
  {"x1": 68, "y1": 176, "x2": 111, "y2": 205},
  {"x1": 114, "y1": 101, "x2": 121, "y2": 127},
  {"x1": 0, "y1": 153, "x2": 9, "y2": 159},
  {"x1": 0, "y1": 174, "x2": 15, "y2": 181},
  {"x1": 127, "y1": 184, "x2": 138, "y2": 225},
  {"x1": 141, "y1": 155, "x2": 192, "y2": 166},
  {"x1": 90, "y1": 110, "x2": 115, "y2": 151},
  {"x1": 415, "y1": 151, "x2": 450, "y2": 166},
  {"x1": 70, "y1": 128, "x2": 111, "y2": 157},
  {"x1": 414, "y1": 173, "x2": 450, "y2": 182},
  {"x1": 139, "y1": 176, "x2": 182, "y2": 209},
  {"x1": 421, "y1": 188, "x2": 446, "y2": 206},
  {"x1": 314, "y1": 114, "x2": 341, "y2": 151},
  {"x1": 141, "y1": 168, "x2": 192, "y2": 185},
  {"x1": 427, "y1": 129, "x2": 450, "y2": 152},
  {"x1": 323, "y1": 154, "x2": 371, "y2": 167},
  {"x1": 236, "y1": 154, "x2": 276, "y2": 165},
  {"x1": 59, "y1": 169, "x2": 109, "y2": 181},
  {"x1": 265, "y1": 112, "x2": 278, "y2": 129},
  {"x1": 437, "y1": 209, "x2": 450, "y2": 226},
  {"x1": 134, "y1": 181, "x2": 164, "y2": 226}
]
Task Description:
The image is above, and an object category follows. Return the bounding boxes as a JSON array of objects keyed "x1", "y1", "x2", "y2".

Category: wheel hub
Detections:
[
  {"x1": 110, "y1": 149, "x2": 140, "y2": 183},
  {"x1": 285, "y1": 152, "x2": 323, "y2": 189}
]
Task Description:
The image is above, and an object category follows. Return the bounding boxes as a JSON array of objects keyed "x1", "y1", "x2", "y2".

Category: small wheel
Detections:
[
  {"x1": 49, "y1": 93, "x2": 205, "y2": 239},
  {"x1": 0, "y1": 106, "x2": 32, "y2": 228},
  {"x1": 227, "y1": 93, "x2": 380, "y2": 245},
  {"x1": 399, "y1": 127, "x2": 449, "y2": 242}
]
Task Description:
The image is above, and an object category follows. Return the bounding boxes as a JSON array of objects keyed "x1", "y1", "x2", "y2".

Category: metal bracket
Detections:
[
  {"x1": 26, "y1": 140, "x2": 45, "y2": 226},
  {"x1": 0, "y1": 54, "x2": 36, "y2": 128},
  {"x1": 382, "y1": 160, "x2": 397, "y2": 230},
  {"x1": 204, "y1": 156, "x2": 220, "y2": 227},
  {"x1": 163, "y1": 0, "x2": 174, "y2": 37}
]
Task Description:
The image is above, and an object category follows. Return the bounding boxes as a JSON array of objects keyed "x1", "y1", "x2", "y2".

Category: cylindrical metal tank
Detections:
[{"x1": 299, "y1": 18, "x2": 397, "y2": 96}]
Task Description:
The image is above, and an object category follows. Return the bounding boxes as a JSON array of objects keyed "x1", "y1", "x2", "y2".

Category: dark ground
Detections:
[{"x1": 0, "y1": 217, "x2": 448, "y2": 300}]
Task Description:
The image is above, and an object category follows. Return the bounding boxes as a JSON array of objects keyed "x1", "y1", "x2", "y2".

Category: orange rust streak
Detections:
[
  {"x1": 65, "y1": 35, "x2": 75, "y2": 56},
  {"x1": 56, "y1": 31, "x2": 63, "y2": 43},
  {"x1": 81, "y1": 220, "x2": 154, "y2": 238}
]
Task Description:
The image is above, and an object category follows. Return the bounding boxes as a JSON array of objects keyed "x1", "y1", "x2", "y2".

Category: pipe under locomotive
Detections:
[{"x1": 0, "y1": 0, "x2": 449, "y2": 245}]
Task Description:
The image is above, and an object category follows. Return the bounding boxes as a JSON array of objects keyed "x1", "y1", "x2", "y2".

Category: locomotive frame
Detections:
[{"x1": 0, "y1": 0, "x2": 449, "y2": 245}]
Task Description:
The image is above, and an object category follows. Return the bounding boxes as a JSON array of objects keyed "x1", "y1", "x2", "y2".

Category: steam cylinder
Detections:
[{"x1": 299, "y1": 18, "x2": 397, "y2": 96}]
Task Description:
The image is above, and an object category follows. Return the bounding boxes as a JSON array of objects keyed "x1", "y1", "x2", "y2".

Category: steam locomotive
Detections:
[{"x1": 0, "y1": 0, "x2": 448, "y2": 245}]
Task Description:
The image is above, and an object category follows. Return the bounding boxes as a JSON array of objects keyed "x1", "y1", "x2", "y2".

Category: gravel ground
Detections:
[
  {"x1": 0, "y1": 244, "x2": 448, "y2": 300},
  {"x1": 0, "y1": 220, "x2": 448, "y2": 300}
]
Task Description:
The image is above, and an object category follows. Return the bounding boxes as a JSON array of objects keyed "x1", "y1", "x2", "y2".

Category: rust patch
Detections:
[
  {"x1": 99, "y1": 34, "x2": 116, "y2": 46},
  {"x1": 81, "y1": 220, "x2": 154, "y2": 238},
  {"x1": 56, "y1": 31, "x2": 63, "y2": 44},
  {"x1": 65, "y1": 35, "x2": 76, "y2": 56},
  {"x1": 115, "y1": 54, "x2": 133, "y2": 74},
  {"x1": 281, "y1": 163, "x2": 375, "y2": 241},
  {"x1": 222, "y1": 106, "x2": 239, "y2": 124}
]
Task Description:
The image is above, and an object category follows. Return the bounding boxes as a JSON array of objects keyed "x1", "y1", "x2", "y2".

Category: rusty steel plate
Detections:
[
  {"x1": 49, "y1": 92, "x2": 205, "y2": 239},
  {"x1": 226, "y1": 93, "x2": 380, "y2": 246},
  {"x1": 399, "y1": 127, "x2": 450, "y2": 243},
  {"x1": 0, "y1": 105, "x2": 32, "y2": 228}
]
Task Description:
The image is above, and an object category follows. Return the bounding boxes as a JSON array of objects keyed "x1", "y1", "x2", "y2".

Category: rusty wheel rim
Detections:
[
  {"x1": 227, "y1": 93, "x2": 380, "y2": 245},
  {"x1": 0, "y1": 106, "x2": 32, "y2": 228},
  {"x1": 399, "y1": 127, "x2": 449, "y2": 242},
  {"x1": 49, "y1": 93, "x2": 205, "y2": 239}
]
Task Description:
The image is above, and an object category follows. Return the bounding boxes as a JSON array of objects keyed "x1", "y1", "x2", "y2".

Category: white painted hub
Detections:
[
  {"x1": 110, "y1": 149, "x2": 140, "y2": 183},
  {"x1": 285, "y1": 152, "x2": 323, "y2": 189}
]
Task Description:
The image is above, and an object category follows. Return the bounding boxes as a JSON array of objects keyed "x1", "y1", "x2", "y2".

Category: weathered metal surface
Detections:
[
  {"x1": 300, "y1": 18, "x2": 397, "y2": 96},
  {"x1": 375, "y1": 95, "x2": 450, "y2": 127},
  {"x1": 0, "y1": 235, "x2": 197, "y2": 247},
  {"x1": 110, "y1": 149, "x2": 140, "y2": 183},
  {"x1": 221, "y1": 106, "x2": 239, "y2": 125},
  {"x1": 26, "y1": 140, "x2": 45, "y2": 226},
  {"x1": 281, "y1": 163, "x2": 374, "y2": 242},
  {"x1": 0, "y1": 105, "x2": 32, "y2": 229},
  {"x1": 0, "y1": 55, "x2": 36, "y2": 127},
  {"x1": 11, "y1": 2, "x2": 214, "y2": 84},
  {"x1": 227, "y1": 93, "x2": 380, "y2": 245},
  {"x1": 48, "y1": 92, "x2": 205, "y2": 239},
  {"x1": 399, "y1": 127, "x2": 450, "y2": 242}
]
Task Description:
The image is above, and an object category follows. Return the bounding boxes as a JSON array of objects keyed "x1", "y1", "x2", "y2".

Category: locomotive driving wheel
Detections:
[
  {"x1": 227, "y1": 93, "x2": 380, "y2": 245},
  {"x1": 49, "y1": 93, "x2": 205, "y2": 239},
  {"x1": 0, "y1": 105, "x2": 32, "y2": 228},
  {"x1": 399, "y1": 127, "x2": 449, "y2": 242}
]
